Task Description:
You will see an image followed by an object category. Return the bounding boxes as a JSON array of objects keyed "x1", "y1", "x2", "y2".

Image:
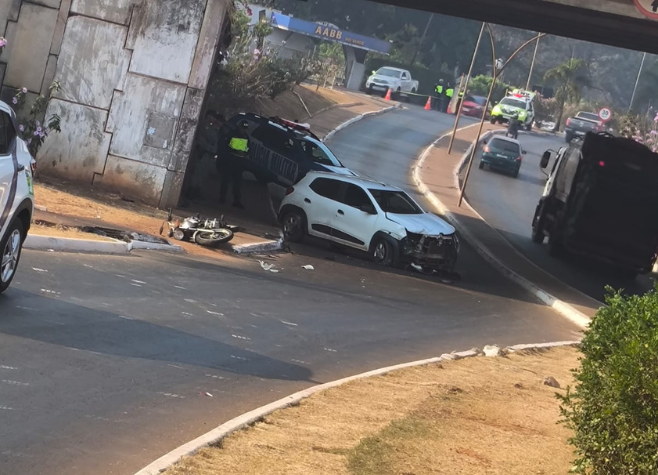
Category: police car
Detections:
[
  {"x1": 490, "y1": 89, "x2": 536, "y2": 131},
  {"x1": 221, "y1": 113, "x2": 355, "y2": 187}
]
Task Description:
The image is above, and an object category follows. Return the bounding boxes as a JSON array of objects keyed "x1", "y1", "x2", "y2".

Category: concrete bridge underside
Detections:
[{"x1": 371, "y1": 0, "x2": 658, "y2": 54}]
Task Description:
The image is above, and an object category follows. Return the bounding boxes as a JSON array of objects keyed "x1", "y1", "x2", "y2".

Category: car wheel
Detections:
[
  {"x1": 531, "y1": 205, "x2": 546, "y2": 244},
  {"x1": 478, "y1": 161, "x2": 484, "y2": 170},
  {"x1": 282, "y1": 210, "x2": 306, "y2": 243},
  {"x1": 490, "y1": 117, "x2": 496, "y2": 125},
  {"x1": 371, "y1": 236, "x2": 398, "y2": 267},
  {"x1": 0, "y1": 219, "x2": 25, "y2": 295},
  {"x1": 512, "y1": 168, "x2": 520, "y2": 178}
]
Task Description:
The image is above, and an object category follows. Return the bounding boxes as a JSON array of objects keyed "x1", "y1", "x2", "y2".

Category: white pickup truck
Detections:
[{"x1": 365, "y1": 67, "x2": 419, "y2": 99}]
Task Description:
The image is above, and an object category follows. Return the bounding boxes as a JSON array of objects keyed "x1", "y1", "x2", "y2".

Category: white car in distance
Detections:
[
  {"x1": 0, "y1": 100, "x2": 35, "y2": 294},
  {"x1": 278, "y1": 172, "x2": 459, "y2": 274},
  {"x1": 365, "y1": 67, "x2": 419, "y2": 99}
]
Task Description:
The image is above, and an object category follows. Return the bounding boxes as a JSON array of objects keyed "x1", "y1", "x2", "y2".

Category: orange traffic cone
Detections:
[
  {"x1": 384, "y1": 88, "x2": 392, "y2": 101},
  {"x1": 424, "y1": 96, "x2": 432, "y2": 110}
]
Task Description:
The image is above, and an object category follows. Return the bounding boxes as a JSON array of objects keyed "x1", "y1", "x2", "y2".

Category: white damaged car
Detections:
[
  {"x1": 278, "y1": 172, "x2": 459, "y2": 274},
  {"x1": 0, "y1": 100, "x2": 35, "y2": 295}
]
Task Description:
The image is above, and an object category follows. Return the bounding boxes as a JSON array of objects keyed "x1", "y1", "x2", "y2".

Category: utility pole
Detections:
[
  {"x1": 526, "y1": 34, "x2": 541, "y2": 91},
  {"x1": 629, "y1": 52, "x2": 647, "y2": 113},
  {"x1": 410, "y1": 13, "x2": 434, "y2": 67},
  {"x1": 448, "y1": 22, "x2": 485, "y2": 154}
]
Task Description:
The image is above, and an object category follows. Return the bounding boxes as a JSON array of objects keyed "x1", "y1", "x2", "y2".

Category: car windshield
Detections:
[
  {"x1": 489, "y1": 138, "x2": 521, "y2": 154},
  {"x1": 369, "y1": 189, "x2": 423, "y2": 215},
  {"x1": 376, "y1": 68, "x2": 401, "y2": 78},
  {"x1": 577, "y1": 112, "x2": 599, "y2": 122},
  {"x1": 300, "y1": 138, "x2": 342, "y2": 167},
  {"x1": 470, "y1": 96, "x2": 487, "y2": 106},
  {"x1": 500, "y1": 97, "x2": 526, "y2": 109}
]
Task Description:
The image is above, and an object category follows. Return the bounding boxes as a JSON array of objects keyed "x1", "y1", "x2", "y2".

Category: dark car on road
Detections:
[
  {"x1": 479, "y1": 136, "x2": 526, "y2": 178},
  {"x1": 221, "y1": 113, "x2": 355, "y2": 186},
  {"x1": 564, "y1": 111, "x2": 603, "y2": 143}
]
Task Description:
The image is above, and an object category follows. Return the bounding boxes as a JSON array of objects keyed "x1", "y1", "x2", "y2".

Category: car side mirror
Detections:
[{"x1": 540, "y1": 151, "x2": 551, "y2": 169}]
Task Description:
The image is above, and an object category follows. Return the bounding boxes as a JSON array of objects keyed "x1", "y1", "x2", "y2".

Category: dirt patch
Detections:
[
  {"x1": 29, "y1": 223, "x2": 116, "y2": 242},
  {"x1": 164, "y1": 347, "x2": 579, "y2": 475}
]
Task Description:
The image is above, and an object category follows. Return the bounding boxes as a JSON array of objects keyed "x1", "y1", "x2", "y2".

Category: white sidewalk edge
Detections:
[
  {"x1": 24, "y1": 235, "x2": 183, "y2": 254},
  {"x1": 232, "y1": 235, "x2": 284, "y2": 254},
  {"x1": 132, "y1": 339, "x2": 580, "y2": 475},
  {"x1": 411, "y1": 126, "x2": 592, "y2": 329},
  {"x1": 322, "y1": 103, "x2": 402, "y2": 142}
]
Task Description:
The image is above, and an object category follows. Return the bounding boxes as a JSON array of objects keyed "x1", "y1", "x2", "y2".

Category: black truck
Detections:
[
  {"x1": 564, "y1": 111, "x2": 602, "y2": 143},
  {"x1": 531, "y1": 132, "x2": 658, "y2": 278}
]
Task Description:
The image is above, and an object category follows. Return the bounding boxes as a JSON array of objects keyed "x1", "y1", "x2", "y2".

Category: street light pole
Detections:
[
  {"x1": 526, "y1": 34, "x2": 541, "y2": 91},
  {"x1": 410, "y1": 13, "x2": 434, "y2": 67},
  {"x1": 458, "y1": 30, "x2": 546, "y2": 208},
  {"x1": 629, "y1": 51, "x2": 647, "y2": 113},
  {"x1": 448, "y1": 22, "x2": 485, "y2": 154}
]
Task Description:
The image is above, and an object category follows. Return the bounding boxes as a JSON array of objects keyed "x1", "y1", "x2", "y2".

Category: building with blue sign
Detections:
[{"x1": 244, "y1": 5, "x2": 391, "y2": 90}]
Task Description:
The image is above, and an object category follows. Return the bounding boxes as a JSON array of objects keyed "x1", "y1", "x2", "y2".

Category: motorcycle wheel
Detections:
[
  {"x1": 173, "y1": 229, "x2": 186, "y2": 241},
  {"x1": 193, "y1": 228, "x2": 234, "y2": 246}
]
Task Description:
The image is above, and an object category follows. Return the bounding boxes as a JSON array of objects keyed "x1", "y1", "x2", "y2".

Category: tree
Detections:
[
  {"x1": 543, "y1": 58, "x2": 591, "y2": 131},
  {"x1": 559, "y1": 288, "x2": 658, "y2": 475}
]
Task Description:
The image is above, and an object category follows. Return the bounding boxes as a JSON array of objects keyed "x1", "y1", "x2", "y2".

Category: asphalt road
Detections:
[
  {"x1": 464, "y1": 131, "x2": 656, "y2": 302},
  {"x1": 0, "y1": 108, "x2": 580, "y2": 475}
]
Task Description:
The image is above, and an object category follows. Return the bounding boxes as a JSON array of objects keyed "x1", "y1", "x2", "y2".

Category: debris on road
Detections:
[
  {"x1": 259, "y1": 261, "x2": 280, "y2": 273},
  {"x1": 301, "y1": 265, "x2": 315, "y2": 270}
]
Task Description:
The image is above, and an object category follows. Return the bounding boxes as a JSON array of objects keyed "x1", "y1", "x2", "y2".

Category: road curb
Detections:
[
  {"x1": 24, "y1": 235, "x2": 183, "y2": 254},
  {"x1": 412, "y1": 127, "x2": 592, "y2": 329},
  {"x1": 322, "y1": 103, "x2": 402, "y2": 142},
  {"x1": 232, "y1": 235, "x2": 284, "y2": 254},
  {"x1": 132, "y1": 339, "x2": 580, "y2": 475}
]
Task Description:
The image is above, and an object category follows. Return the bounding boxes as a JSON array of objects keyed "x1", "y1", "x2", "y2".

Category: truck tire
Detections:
[
  {"x1": 490, "y1": 117, "x2": 497, "y2": 125},
  {"x1": 548, "y1": 234, "x2": 565, "y2": 257}
]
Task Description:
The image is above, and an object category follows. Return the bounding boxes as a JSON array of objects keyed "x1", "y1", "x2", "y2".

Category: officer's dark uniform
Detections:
[
  {"x1": 434, "y1": 80, "x2": 444, "y2": 111},
  {"x1": 219, "y1": 125, "x2": 249, "y2": 208}
]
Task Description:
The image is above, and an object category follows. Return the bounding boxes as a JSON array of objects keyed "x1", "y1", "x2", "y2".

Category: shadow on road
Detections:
[{"x1": 0, "y1": 289, "x2": 315, "y2": 383}]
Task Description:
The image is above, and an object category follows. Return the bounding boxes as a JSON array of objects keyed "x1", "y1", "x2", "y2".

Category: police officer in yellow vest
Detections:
[
  {"x1": 456, "y1": 90, "x2": 464, "y2": 115},
  {"x1": 434, "y1": 79, "x2": 444, "y2": 111},
  {"x1": 220, "y1": 120, "x2": 250, "y2": 209},
  {"x1": 444, "y1": 85, "x2": 454, "y2": 113}
]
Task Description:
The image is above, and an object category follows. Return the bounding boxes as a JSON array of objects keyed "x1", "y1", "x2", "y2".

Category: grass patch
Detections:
[{"x1": 164, "y1": 347, "x2": 579, "y2": 475}]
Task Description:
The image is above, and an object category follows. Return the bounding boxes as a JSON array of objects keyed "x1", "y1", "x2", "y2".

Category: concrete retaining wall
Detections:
[{"x1": 0, "y1": 0, "x2": 231, "y2": 207}]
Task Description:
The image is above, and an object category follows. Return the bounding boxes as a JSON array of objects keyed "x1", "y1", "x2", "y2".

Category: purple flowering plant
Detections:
[{"x1": 12, "y1": 81, "x2": 62, "y2": 157}]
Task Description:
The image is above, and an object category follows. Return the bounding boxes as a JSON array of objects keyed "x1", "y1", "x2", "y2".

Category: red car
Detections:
[{"x1": 460, "y1": 95, "x2": 490, "y2": 118}]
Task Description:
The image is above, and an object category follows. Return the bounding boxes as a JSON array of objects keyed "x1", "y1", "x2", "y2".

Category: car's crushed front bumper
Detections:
[{"x1": 401, "y1": 232, "x2": 459, "y2": 272}]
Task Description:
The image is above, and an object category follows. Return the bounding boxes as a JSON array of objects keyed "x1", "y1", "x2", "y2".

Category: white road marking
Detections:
[
  {"x1": 291, "y1": 359, "x2": 309, "y2": 365},
  {"x1": 280, "y1": 320, "x2": 298, "y2": 327},
  {"x1": 231, "y1": 334, "x2": 250, "y2": 341},
  {"x1": 2, "y1": 380, "x2": 29, "y2": 386},
  {"x1": 0, "y1": 406, "x2": 15, "y2": 410},
  {"x1": 205, "y1": 374, "x2": 225, "y2": 379},
  {"x1": 15, "y1": 306, "x2": 36, "y2": 311},
  {"x1": 0, "y1": 365, "x2": 17, "y2": 370},
  {"x1": 40, "y1": 289, "x2": 60, "y2": 295},
  {"x1": 230, "y1": 355, "x2": 248, "y2": 361},
  {"x1": 32, "y1": 268, "x2": 48, "y2": 273},
  {"x1": 184, "y1": 299, "x2": 197, "y2": 304},
  {"x1": 158, "y1": 392, "x2": 185, "y2": 399},
  {"x1": 323, "y1": 348, "x2": 337, "y2": 353},
  {"x1": 131, "y1": 283, "x2": 142, "y2": 287},
  {"x1": 118, "y1": 315, "x2": 134, "y2": 320},
  {"x1": 174, "y1": 286, "x2": 186, "y2": 290},
  {"x1": 132, "y1": 280, "x2": 147, "y2": 284},
  {"x1": 207, "y1": 310, "x2": 224, "y2": 316}
]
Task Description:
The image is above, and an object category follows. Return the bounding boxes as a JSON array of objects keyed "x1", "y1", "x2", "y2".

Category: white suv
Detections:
[
  {"x1": 279, "y1": 172, "x2": 459, "y2": 273},
  {"x1": 0, "y1": 100, "x2": 35, "y2": 295}
]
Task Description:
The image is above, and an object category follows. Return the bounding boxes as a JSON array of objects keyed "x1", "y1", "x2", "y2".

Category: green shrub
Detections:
[{"x1": 559, "y1": 287, "x2": 658, "y2": 475}]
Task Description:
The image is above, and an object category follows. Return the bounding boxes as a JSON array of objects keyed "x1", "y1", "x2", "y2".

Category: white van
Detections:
[{"x1": 0, "y1": 100, "x2": 35, "y2": 294}]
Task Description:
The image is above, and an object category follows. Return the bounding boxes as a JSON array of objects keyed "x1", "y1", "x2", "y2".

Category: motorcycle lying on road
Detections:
[{"x1": 159, "y1": 210, "x2": 236, "y2": 247}]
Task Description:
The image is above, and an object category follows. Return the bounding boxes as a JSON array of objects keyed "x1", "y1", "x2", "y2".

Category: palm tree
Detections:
[{"x1": 544, "y1": 59, "x2": 591, "y2": 131}]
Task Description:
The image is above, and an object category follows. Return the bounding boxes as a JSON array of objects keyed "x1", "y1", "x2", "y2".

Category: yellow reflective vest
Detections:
[
  {"x1": 229, "y1": 137, "x2": 249, "y2": 153},
  {"x1": 445, "y1": 88, "x2": 454, "y2": 98}
]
